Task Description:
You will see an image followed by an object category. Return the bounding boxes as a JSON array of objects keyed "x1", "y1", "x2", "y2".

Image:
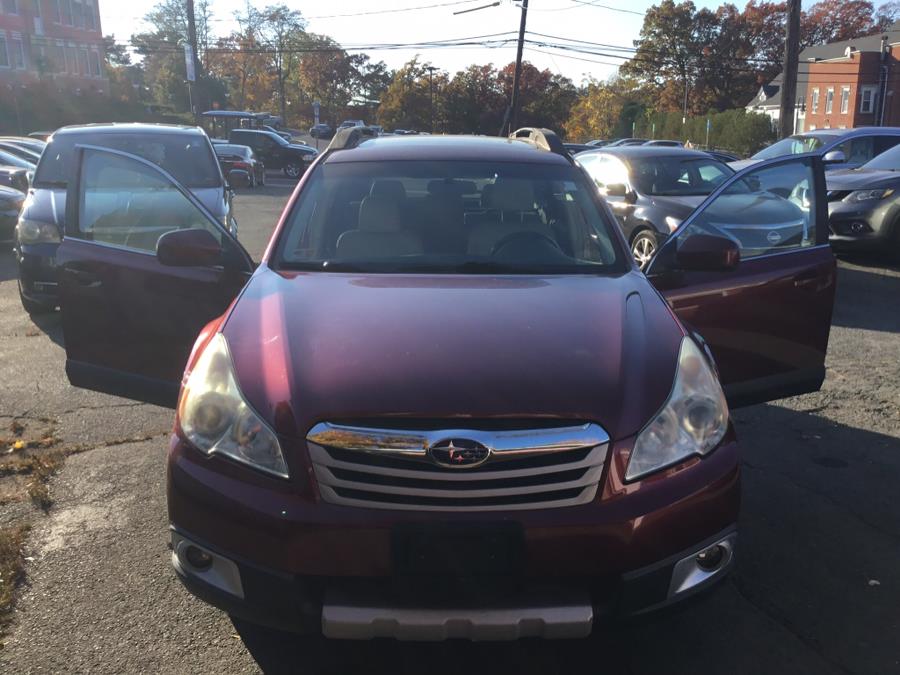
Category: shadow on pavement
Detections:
[
  {"x1": 0, "y1": 247, "x2": 18, "y2": 283},
  {"x1": 832, "y1": 257, "x2": 900, "y2": 333},
  {"x1": 230, "y1": 404, "x2": 900, "y2": 675}
]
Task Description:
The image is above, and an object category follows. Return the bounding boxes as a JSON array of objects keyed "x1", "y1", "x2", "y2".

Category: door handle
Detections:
[
  {"x1": 69, "y1": 269, "x2": 102, "y2": 288},
  {"x1": 793, "y1": 270, "x2": 821, "y2": 291}
]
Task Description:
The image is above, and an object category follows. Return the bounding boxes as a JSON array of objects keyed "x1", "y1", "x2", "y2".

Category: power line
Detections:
[
  {"x1": 569, "y1": 0, "x2": 645, "y2": 17},
  {"x1": 305, "y1": 0, "x2": 488, "y2": 20}
]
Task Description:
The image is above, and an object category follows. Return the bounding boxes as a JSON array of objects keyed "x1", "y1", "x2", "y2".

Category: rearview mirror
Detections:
[
  {"x1": 822, "y1": 150, "x2": 846, "y2": 165},
  {"x1": 157, "y1": 228, "x2": 222, "y2": 267},
  {"x1": 676, "y1": 234, "x2": 740, "y2": 271},
  {"x1": 227, "y1": 169, "x2": 250, "y2": 189}
]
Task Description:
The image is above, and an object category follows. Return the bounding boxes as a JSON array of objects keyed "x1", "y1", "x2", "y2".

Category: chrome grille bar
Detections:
[{"x1": 306, "y1": 422, "x2": 609, "y2": 512}]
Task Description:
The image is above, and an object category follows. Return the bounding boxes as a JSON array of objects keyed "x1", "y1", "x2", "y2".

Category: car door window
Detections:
[
  {"x1": 74, "y1": 149, "x2": 222, "y2": 254},
  {"x1": 874, "y1": 135, "x2": 900, "y2": 156},
  {"x1": 676, "y1": 159, "x2": 816, "y2": 259},
  {"x1": 838, "y1": 136, "x2": 875, "y2": 164}
]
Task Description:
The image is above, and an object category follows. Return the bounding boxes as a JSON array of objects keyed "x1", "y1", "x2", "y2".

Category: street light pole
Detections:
[
  {"x1": 509, "y1": 0, "x2": 529, "y2": 134},
  {"x1": 426, "y1": 65, "x2": 438, "y2": 134}
]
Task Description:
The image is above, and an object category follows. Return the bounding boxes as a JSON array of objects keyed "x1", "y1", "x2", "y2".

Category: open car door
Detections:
[
  {"x1": 58, "y1": 145, "x2": 255, "y2": 408},
  {"x1": 645, "y1": 154, "x2": 836, "y2": 408}
]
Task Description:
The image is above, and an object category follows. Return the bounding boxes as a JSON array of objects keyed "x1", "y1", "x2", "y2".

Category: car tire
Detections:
[
  {"x1": 284, "y1": 163, "x2": 302, "y2": 179},
  {"x1": 631, "y1": 229, "x2": 659, "y2": 270},
  {"x1": 18, "y1": 283, "x2": 54, "y2": 316}
]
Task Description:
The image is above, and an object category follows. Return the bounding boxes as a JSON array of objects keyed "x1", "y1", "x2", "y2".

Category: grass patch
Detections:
[{"x1": 0, "y1": 524, "x2": 31, "y2": 643}]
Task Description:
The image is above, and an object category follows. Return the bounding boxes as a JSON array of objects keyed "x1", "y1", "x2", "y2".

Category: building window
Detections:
[
  {"x1": 3, "y1": 0, "x2": 18, "y2": 15},
  {"x1": 825, "y1": 88, "x2": 834, "y2": 114},
  {"x1": 10, "y1": 37, "x2": 24, "y2": 68},
  {"x1": 33, "y1": 0, "x2": 41, "y2": 17},
  {"x1": 89, "y1": 49, "x2": 100, "y2": 76},
  {"x1": 78, "y1": 47, "x2": 87, "y2": 74},
  {"x1": 65, "y1": 45, "x2": 76, "y2": 73},
  {"x1": 0, "y1": 36, "x2": 8, "y2": 68},
  {"x1": 50, "y1": 0, "x2": 60, "y2": 22},
  {"x1": 73, "y1": 0, "x2": 83, "y2": 28},
  {"x1": 861, "y1": 86, "x2": 878, "y2": 114},
  {"x1": 84, "y1": 0, "x2": 95, "y2": 29},
  {"x1": 61, "y1": 0, "x2": 72, "y2": 24},
  {"x1": 840, "y1": 86, "x2": 850, "y2": 114},
  {"x1": 811, "y1": 88, "x2": 820, "y2": 114}
]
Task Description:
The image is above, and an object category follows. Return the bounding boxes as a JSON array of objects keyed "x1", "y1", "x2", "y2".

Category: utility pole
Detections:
[
  {"x1": 509, "y1": 0, "x2": 529, "y2": 133},
  {"x1": 426, "y1": 65, "x2": 438, "y2": 133},
  {"x1": 779, "y1": 0, "x2": 801, "y2": 139},
  {"x1": 186, "y1": 0, "x2": 202, "y2": 123}
]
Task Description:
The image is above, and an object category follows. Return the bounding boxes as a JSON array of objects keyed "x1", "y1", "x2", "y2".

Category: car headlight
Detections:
[
  {"x1": 846, "y1": 188, "x2": 894, "y2": 202},
  {"x1": 664, "y1": 216, "x2": 683, "y2": 232},
  {"x1": 178, "y1": 333, "x2": 289, "y2": 478},
  {"x1": 625, "y1": 337, "x2": 728, "y2": 481},
  {"x1": 16, "y1": 218, "x2": 60, "y2": 244}
]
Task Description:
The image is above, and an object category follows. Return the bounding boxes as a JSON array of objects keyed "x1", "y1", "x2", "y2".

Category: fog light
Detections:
[
  {"x1": 849, "y1": 221, "x2": 869, "y2": 234},
  {"x1": 184, "y1": 545, "x2": 213, "y2": 570},
  {"x1": 695, "y1": 544, "x2": 726, "y2": 571}
]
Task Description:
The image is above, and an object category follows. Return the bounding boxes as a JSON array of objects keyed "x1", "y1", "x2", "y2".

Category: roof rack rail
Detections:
[
  {"x1": 327, "y1": 126, "x2": 378, "y2": 152},
  {"x1": 509, "y1": 127, "x2": 569, "y2": 159}
]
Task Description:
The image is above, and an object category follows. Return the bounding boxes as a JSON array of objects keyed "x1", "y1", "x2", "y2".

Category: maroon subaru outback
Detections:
[{"x1": 56, "y1": 128, "x2": 835, "y2": 640}]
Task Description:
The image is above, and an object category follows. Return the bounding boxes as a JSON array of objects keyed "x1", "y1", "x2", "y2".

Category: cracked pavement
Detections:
[{"x1": 1, "y1": 183, "x2": 899, "y2": 674}]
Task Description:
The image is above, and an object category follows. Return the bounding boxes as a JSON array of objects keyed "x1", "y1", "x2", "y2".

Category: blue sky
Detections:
[{"x1": 99, "y1": 0, "x2": 868, "y2": 85}]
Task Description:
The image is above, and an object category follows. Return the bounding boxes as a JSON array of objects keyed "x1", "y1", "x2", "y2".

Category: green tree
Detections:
[
  {"x1": 377, "y1": 59, "x2": 448, "y2": 132},
  {"x1": 443, "y1": 64, "x2": 506, "y2": 134}
]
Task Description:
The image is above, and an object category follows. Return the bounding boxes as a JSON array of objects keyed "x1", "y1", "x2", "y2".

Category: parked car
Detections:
[
  {"x1": 826, "y1": 142, "x2": 900, "y2": 255},
  {"x1": 309, "y1": 123, "x2": 334, "y2": 139},
  {"x1": 228, "y1": 128, "x2": 318, "y2": 179},
  {"x1": 16, "y1": 123, "x2": 243, "y2": 315},
  {"x1": 733, "y1": 127, "x2": 900, "y2": 172},
  {"x1": 643, "y1": 140, "x2": 683, "y2": 148},
  {"x1": 607, "y1": 138, "x2": 649, "y2": 147},
  {"x1": 0, "y1": 184, "x2": 25, "y2": 245},
  {"x1": 576, "y1": 147, "x2": 735, "y2": 268},
  {"x1": 563, "y1": 143, "x2": 596, "y2": 155},
  {"x1": 53, "y1": 127, "x2": 835, "y2": 641},
  {"x1": 586, "y1": 139, "x2": 608, "y2": 146},
  {"x1": 214, "y1": 144, "x2": 266, "y2": 188},
  {"x1": 338, "y1": 119, "x2": 365, "y2": 129},
  {"x1": 0, "y1": 136, "x2": 47, "y2": 155},
  {"x1": 28, "y1": 131, "x2": 53, "y2": 142},
  {"x1": 0, "y1": 141, "x2": 42, "y2": 164},
  {"x1": 260, "y1": 124, "x2": 292, "y2": 142},
  {"x1": 0, "y1": 166, "x2": 29, "y2": 193},
  {"x1": 0, "y1": 148, "x2": 36, "y2": 172},
  {"x1": 705, "y1": 149, "x2": 741, "y2": 163}
]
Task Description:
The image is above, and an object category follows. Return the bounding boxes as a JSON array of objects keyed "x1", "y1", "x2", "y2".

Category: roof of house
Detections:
[{"x1": 745, "y1": 21, "x2": 900, "y2": 110}]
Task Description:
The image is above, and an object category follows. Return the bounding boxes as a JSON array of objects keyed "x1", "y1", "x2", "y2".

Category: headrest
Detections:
[
  {"x1": 370, "y1": 179, "x2": 407, "y2": 202},
  {"x1": 427, "y1": 179, "x2": 477, "y2": 197},
  {"x1": 490, "y1": 179, "x2": 536, "y2": 212},
  {"x1": 358, "y1": 195, "x2": 402, "y2": 233}
]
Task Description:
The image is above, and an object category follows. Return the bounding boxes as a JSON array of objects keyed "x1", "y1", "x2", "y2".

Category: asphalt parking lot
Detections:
[{"x1": 1, "y1": 181, "x2": 899, "y2": 674}]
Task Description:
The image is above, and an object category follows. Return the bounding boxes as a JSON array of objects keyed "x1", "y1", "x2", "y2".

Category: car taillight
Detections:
[{"x1": 234, "y1": 161, "x2": 251, "y2": 170}]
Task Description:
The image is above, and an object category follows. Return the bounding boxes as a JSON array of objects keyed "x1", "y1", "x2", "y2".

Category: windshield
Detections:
[
  {"x1": 276, "y1": 160, "x2": 624, "y2": 274},
  {"x1": 628, "y1": 156, "x2": 733, "y2": 196},
  {"x1": 34, "y1": 132, "x2": 222, "y2": 189},
  {"x1": 861, "y1": 143, "x2": 900, "y2": 171},
  {"x1": 752, "y1": 134, "x2": 830, "y2": 160}
]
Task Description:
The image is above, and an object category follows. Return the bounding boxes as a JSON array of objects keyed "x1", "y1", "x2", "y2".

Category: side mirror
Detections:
[
  {"x1": 676, "y1": 234, "x2": 740, "y2": 271},
  {"x1": 822, "y1": 150, "x2": 846, "y2": 165},
  {"x1": 605, "y1": 183, "x2": 628, "y2": 197},
  {"x1": 157, "y1": 228, "x2": 222, "y2": 267},
  {"x1": 227, "y1": 169, "x2": 250, "y2": 189}
]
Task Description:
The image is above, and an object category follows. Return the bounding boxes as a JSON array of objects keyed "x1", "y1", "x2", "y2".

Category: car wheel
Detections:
[
  {"x1": 631, "y1": 229, "x2": 659, "y2": 270},
  {"x1": 284, "y1": 163, "x2": 302, "y2": 179}
]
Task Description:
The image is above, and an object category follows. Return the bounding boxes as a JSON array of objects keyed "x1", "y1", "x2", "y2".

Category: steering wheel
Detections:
[{"x1": 490, "y1": 230, "x2": 562, "y2": 257}]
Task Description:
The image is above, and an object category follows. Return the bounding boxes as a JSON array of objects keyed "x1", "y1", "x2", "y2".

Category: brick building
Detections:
[
  {"x1": 1, "y1": 0, "x2": 106, "y2": 91},
  {"x1": 746, "y1": 21, "x2": 900, "y2": 133}
]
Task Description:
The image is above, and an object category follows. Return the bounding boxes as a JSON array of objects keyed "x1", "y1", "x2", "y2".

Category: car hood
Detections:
[
  {"x1": 647, "y1": 195, "x2": 707, "y2": 219},
  {"x1": 826, "y1": 168, "x2": 900, "y2": 190},
  {"x1": 24, "y1": 185, "x2": 226, "y2": 228},
  {"x1": 729, "y1": 159, "x2": 760, "y2": 171},
  {"x1": 289, "y1": 144, "x2": 316, "y2": 154},
  {"x1": 222, "y1": 268, "x2": 685, "y2": 443}
]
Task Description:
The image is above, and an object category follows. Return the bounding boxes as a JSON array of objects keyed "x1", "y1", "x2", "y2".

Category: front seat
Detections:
[
  {"x1": 467, "y1": 179, "x2": 550, "y2": 256},
  {"x1": 336, "y1": 195, "x2": 423, "y2": 259}
]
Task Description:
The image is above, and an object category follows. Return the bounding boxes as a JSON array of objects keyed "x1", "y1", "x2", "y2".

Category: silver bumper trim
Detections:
[{"x1": 321, "y1": 588, "x2": 593, "y2": 641}]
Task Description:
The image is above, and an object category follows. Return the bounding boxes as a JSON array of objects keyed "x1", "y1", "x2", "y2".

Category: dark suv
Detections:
[
  {"x1": 55, "y1": 128, "x2": 834, "y2": 641},
  {"x1": 577, "y1": 147, "x2": 734, "y2": 268},
  {"x1": 228, "y1": 129, "x2": 317, "y2": 179},
  {"x1": 15, "y1": 124, "x2": 238, "y2": 315}
]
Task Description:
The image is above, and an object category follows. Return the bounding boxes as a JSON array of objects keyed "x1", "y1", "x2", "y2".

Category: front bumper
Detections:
[
  {"x1": 828, "y1": 200, "x2": 898, "y2": 251},
  {"x1": 168, "y1": 433, "x2": 740, "y2": 637},
  {"x1": 15, "y1": 241, "x2": 60, "y2": 305}
]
